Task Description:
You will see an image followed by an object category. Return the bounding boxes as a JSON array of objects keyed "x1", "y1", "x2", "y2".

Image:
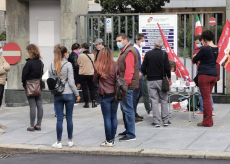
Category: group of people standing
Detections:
[{"x1": 0, "y1": 29, "x2": 219, "y2": 147}]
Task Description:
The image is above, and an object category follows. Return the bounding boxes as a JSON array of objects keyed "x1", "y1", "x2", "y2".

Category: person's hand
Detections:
[
  {"x1": 197, "y1": 60, "x2": 201, "y2": 64},
  {"x1": 139, "y1": 72, "x2": 142, "y2": 79},
  {"x1": 169, "y1": 79, "x2": 172, "y2": 86},
  {"x1": 193, "y1": 54, "x2": 197, "y2": 57},
  {"x1": 145, "y1": 75, "x2": 147, "y2": 80},
  {"x1": 76, "y1": 96, "x2": 81, "y2": 102}
]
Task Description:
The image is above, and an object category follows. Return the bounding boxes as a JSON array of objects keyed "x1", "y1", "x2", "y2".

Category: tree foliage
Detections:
[
  {"x1": 0, "y1": 31, "x2": 6, "y2": 41},
  {"x1": 94, "y1": 0, "x2": 170, "y2": 13}
]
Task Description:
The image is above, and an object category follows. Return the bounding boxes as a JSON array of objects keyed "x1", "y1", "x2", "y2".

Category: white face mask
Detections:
[
  {"x1": 26, "y1": 53, "x2": 29, "y2": 56},
  {"x1": 0, "y1": 48, "x2": 2, "y2": 55},
  {"x1": 140, "y1": 41, "x2": 146, "y2": 47}
]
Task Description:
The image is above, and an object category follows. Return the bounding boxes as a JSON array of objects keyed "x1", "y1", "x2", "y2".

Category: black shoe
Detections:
[
  {"x1": 34, "y1": 125, "x2": 41, "y2": 131},
  {"x1": 118, "y1": 131, "x2": 126, "y2": 136},
  {"x1": 151, "y1": 122, "x2": 160, "y2": 127},
  {"x1": 136, "y1": 113, "x2": 144, "y2": 119},
  {"x1": 92, "y1": 101, "x2": 97, "y2": 108},
  {"x1": 164, "y1": 121, "x2": 171, "y2": 126},
  {"x1": 83, "y1": 102, "x2": 89, "y2": 108},
  {"x1": 27, "y1": 127, "x2": 35, "y2": 132},
  {"x1": 119, "y1": 136, "x2": 136, "y2": 142}
]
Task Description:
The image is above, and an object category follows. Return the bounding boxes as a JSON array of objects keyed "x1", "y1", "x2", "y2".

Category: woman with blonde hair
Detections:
[
  {"x1": 49, "y1": 45, "x2": 80, "y2": 149},
  {"x1": 22, "y1": 44, "x2": 44, "y2": 132},
  {"x1": 93, "y1": 47, "x2": 120, "y2": 147}
]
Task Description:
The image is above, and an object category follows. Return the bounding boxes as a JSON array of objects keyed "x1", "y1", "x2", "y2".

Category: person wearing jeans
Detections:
[
  {"x1": 49, "y1": 45, "x2": 80, "y2": 149},
  {"x1": 116, "y1": 33, "x2": 139, "y2": 142},
  {"x1": 193, "y1": 30, "x2": 219, "y2": 127},
  {"x1": 94, "y1": 47, "x2": 119, "y2": 147}
]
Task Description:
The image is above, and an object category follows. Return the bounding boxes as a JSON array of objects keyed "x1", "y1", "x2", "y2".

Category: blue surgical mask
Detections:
[
  {"x1": 79, "y1": 49, "x2": 83, "y2": 53},
  {"x1": 117, "y1": 42, "x2": 124, "y2": 49},
  {"x1": 196, "y1": 44, "x2": 202, "y2": 48},
  {"x1": 66, "y1": 54, "x2": 69, "y2": 60},
  {"x1": 0, "y1": 49, "x2": 2, "y2": 55},
  {"x1": 98, "y1": 48, "x2": 101, "y2": 51}
]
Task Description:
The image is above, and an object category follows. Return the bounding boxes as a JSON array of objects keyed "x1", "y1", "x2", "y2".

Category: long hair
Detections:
[
  {"x1": 26, "y1": 44, "x2": 42, "y2": 60},
  {"x1": 53, "y1": 44, "x2": 67, "y2": 77},
  {"x1": 94, "y1": 47, "x2": 114, "y2": 79}
]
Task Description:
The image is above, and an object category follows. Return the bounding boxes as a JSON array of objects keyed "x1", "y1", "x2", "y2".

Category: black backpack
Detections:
[
  {"x1": 114, "y1": 70, "x2": 128, "y2": 103},
  {"x1": 47, "y1": 62, "x2": 68, "y2": 95}
]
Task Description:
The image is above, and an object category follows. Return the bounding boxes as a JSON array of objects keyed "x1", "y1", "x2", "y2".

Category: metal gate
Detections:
[{"x1": 76, "y1": 12, "x2": 225, "y2": 94}]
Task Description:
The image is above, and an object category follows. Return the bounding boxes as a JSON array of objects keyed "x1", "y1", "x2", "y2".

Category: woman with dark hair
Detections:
[
  {"x1": 22, "y1": 44, "x2": 44, "y2": 132},
  {"x1": 49, "y1": 45, "x2": 80, "y2": 149},
  {"x1": 193, "y1": 30, "x2": 219, "y2": 127},
  {"x1": 93, "y1": 47, "x2": 119, "y2": 147},
  {"x1": 68, "y1": 43, "x2": 81, "y2": 90}
]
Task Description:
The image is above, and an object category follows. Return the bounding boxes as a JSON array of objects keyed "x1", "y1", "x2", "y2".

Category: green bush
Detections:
[{"x1": 0, "y1": 31, "x2": 6, "y2": 41}]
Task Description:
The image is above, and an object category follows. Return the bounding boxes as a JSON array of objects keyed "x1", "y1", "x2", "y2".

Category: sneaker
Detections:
[
  {"x1": 67, "y1": 141, "x2": 74, "y2": 147},
  {"x1": 195, "y1": 112, "x2": 203, "y2": 115},
  {"x1": 0, "y1": 124, "x2": 7, "y2": 129},
  {"x1": 100, "y1": 141, "x2": 113, "y2": 147},
  {"x1": 212, "y1": 112, "x2": 216, "y2": 116},
  {"x1": 119, "y1": 136, "x2": 136, "y2": 142},
  {"x1": 148, "y1": 113, "x2": 153, "y2": 118},
  {"x1": 118, "y1": 131, "x2": 126, "y2": 136},
  {"x1": 164, "y1": 121, "x2": 171, "y2": 126},
  {"x1": 135, "y1": 116, "x2": 143, "y2": 122},
  {"x1": 52, "y1": 142, "x2": 62, "y2": 149},
  {"x1": 74, "y1": 103, "x2": 79, "y2": 106},
  {"x1": 151, "y1": 122, "x2": 160, "y2": 127},
  {"x1": 110, "y1": 140, "x2": 115, "y2": 146},
  {"x1": 0, "y1": 129, "x2": 5, "y2": 133}
]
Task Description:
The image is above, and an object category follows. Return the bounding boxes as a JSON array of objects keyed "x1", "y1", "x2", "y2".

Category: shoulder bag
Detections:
[
  {"x1": 26, "y1": 61, "x2": 43, "y2": 97},
  {"x1": 84, "y1": 53, "x2": 95, "y2": 69},
  {"x1": 162, "y1": 51, "x2": 170, "y2": 92}
]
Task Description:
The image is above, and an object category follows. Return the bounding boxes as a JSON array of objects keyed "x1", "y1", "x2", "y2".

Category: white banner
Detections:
[
  {"x1": 139, "y1": 15, "x2": 178, "y2": 62},
  {"x1": 106, "y1": 18, "x2": 112, "y2": 33}
]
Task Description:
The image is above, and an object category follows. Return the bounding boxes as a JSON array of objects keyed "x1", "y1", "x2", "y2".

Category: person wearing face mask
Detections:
[
  {"x1": 92, "y1": 39, "x2": 105, "y2": 62},
  {"x1": 0, "y1": 43, "x2": 10, "y2": 133},
  {"x1": 116, "y1": 33, "x2": 139, "y2": 142},
  {"x1": 192, "y1": 35, "x2": 215, "y2": 116},
  {"x1": 133, "y1": 34, "x2": 145, "y2": 122}
]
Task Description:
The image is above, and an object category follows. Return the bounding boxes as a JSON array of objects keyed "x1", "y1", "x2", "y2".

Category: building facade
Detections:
[{"x1": 0, "y1": 0, "x2": 6, "y2": 35}]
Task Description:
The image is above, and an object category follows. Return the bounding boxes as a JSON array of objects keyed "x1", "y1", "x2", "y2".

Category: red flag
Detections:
[
  {"x1": 217, "y1": 20, "x2": 230, "y2": 73},
  {"x1": 157, "y1": 23, "x2": 192, "y2": 81}
]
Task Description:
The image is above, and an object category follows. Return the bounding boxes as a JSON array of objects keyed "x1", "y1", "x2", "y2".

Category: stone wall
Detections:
[{"x1": 0, "y1": 10, "x2": 5, "y2": 35}]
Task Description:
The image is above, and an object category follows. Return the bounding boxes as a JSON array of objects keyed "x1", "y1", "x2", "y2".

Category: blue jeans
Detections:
[
  {"x1": 133, "y1": 78, "x2": 143, "y2": 113},
  {"x1": 54, "y1": 94, "x2": 75, "y2": 141},
  {"x1": 99, "y1": 96, "x2": 118, "y2": 142},
  {"x1": 196, "y1": 72, "x2": 214, "y2": 113},
  {"x1": 120, "y1": 90, "x2": 136, "y2": 138},
  {"x1": 95, "y1": 84, "x2": 99, "y2": 94}
]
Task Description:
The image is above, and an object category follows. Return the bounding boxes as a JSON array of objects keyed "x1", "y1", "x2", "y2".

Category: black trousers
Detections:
[
  {"x1": 0, "y1": 84, "x2": 4, "y2": 107},
  {"x1": 79, "y1": 75, "x2": 95, "y2": 103}
]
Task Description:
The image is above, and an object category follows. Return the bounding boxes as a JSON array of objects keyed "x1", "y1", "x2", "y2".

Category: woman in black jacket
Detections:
[
  {"x1": 22, "y1": 44, "x2": 44, "y2": 132},
  {"x1": 68, "y1": 43, "x2": 81, "y2": 89}
]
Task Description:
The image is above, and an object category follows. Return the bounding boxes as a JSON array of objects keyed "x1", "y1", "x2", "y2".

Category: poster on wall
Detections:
[{"x1": 139, "y1": 15, "x2": 178, "y2": 62}]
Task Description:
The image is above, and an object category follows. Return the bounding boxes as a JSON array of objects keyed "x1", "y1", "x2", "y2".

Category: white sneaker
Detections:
[
  {"x1": 148, "y1": 113, "x2": 153, "y2": 118},
  {"x1": 52, "y1": 142, "x2": 62, "y2": 149},
  {"x1": 67, "y1": 141, "x2": 74, "y2": 147},
  {"x1": 100, "y1": 141, "x2": 113, "y2": 147},
  {"x1": 212, "y1": 112, "x2": 216, "y2": 116}
]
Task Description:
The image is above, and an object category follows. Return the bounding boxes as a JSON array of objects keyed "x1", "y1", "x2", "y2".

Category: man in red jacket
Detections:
[
  {"x1": 192, "y1": 35, "x2": 215, "y2": 116},
  {"x1": 116, "y1": 33, "x2": 139, "y2": 142}
]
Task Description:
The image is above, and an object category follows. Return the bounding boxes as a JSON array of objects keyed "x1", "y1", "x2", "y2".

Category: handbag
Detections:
[
  {"x1": 84, "y1": 52, "x2": 95, "y2": 69},
  {"x1": 162, "y1": 51, "x2": 170, "y2": 92},
  {"x1": 26, "y1": 61, "x2": 43, "y2": 97},
  {"x1": 193, "y1": 75, "x2": 199, "y2": 87}
]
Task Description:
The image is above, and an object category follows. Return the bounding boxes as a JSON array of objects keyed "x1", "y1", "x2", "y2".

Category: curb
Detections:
[{"x1": 0, "y1": 144, "x2": 230, "y2": 160}]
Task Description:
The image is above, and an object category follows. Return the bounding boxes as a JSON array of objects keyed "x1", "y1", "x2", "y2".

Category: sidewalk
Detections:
[{"x1": 0, "y1": 103, "x2": 230, "y2": 159}]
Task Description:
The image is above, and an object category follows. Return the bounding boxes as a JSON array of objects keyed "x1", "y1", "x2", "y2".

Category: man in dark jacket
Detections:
[
  {"x1": 141, "y1": 38, "x2": 172, "y2": 127},
  {"x1": 92, "y1": 39, "x2": 105, "y2": 62}
]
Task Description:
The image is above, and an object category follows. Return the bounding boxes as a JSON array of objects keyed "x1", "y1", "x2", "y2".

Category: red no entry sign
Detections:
[
  {"x1": 209, "y1": 17, "x2": 216, "y2": 26},
  {"x1": 2, "y1": 42, "x2": 22, "y2": 65}
]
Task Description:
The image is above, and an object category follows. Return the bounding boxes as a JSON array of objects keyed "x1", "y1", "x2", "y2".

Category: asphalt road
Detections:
[{"x1": 0, "y1": 154, "x2": 230, "y2": 164}]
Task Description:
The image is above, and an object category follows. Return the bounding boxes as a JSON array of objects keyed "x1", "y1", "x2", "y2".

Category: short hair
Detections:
[
  {"x1": 71, "y1": 43, "x2": 80, "y2": 51},
  {"x1": 195, "y1": 35, "x2": 202, "y2": 42},
  {"x1": 169, "y1": 60, "x2": 177, "y2": 72},
  {"x1": 154, "y1": 38, "x2": 163, "y2": 48},
  {"x1": 134, "y1": 34, "x2": 145, "y2": 43},
  {"x1": 201, "y1": 30, "x2": 215, "y2": 41},
  {"x1": 81, "y1": 43, "x2": 89, "y2": 50},
  {"x1": 117, "y1": 33, "x2": 128, "y2": 40}
]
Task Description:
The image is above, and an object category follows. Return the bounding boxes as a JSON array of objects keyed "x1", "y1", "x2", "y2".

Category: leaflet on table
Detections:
[{"x1": 139, "y1": 15, "x2": 178, "y2": 63}]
